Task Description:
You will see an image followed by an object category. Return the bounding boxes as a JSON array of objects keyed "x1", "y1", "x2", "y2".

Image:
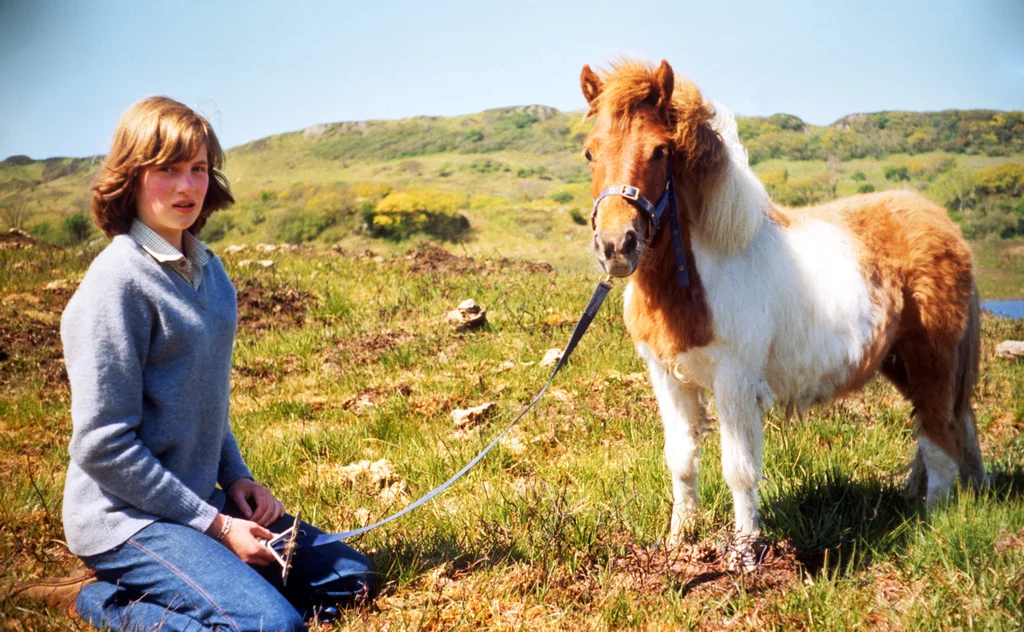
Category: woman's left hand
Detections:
[{"x1": 227, "y1": 478, "x2": 286, "y2": 527}]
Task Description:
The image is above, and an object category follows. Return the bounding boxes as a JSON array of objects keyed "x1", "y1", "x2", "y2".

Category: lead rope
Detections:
[{"x1": 268, "y1": 278, "x2": 615, "y2": 580}]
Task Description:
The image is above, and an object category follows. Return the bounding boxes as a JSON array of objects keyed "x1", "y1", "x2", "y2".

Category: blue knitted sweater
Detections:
[{"x1": 61, "y1": 235, "x2": 252, "y2": 556}]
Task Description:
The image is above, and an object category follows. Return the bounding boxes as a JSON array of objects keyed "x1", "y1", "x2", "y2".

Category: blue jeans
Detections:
[{"x1": 75, "y1": 501, "x2": 374, "y2": 631}]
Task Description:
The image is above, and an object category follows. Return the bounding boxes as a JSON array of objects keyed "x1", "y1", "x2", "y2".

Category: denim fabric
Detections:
[{"x1": 75, "y1": 500, "x2": 373, "y2": 631}]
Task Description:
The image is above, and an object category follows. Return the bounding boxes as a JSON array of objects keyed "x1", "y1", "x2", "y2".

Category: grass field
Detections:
[{"x1": 2, "y1": 231, "x2": 1023, "y2": 630}]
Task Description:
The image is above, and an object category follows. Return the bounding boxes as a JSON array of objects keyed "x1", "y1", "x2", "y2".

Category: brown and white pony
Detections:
[{"x1": 580, "y1": 59, "x2": 985, "y2": 560}]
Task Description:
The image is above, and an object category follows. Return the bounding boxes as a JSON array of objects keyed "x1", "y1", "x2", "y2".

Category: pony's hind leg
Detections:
[
  {"x1": 879, "y1": 348, "x2": 930, "y2": 498},
  {"x1": 646, "y1": 357, "x2": 705, "y2": 546},
  {"x1": 898, "y1": 339, "x2": 962, "y2": 505},
  {"x1": 891, "y1": 286, "x2": 984, "y2": 503}
]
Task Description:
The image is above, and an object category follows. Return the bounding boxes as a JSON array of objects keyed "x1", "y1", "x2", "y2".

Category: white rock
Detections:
[
  {"x1": 995, "y1": 340, "x2": 1024, "y2": 359},
  {"x1": 222, "y1": 244, "x2": 246, "y2": 254},
  {"x1": 43, "y1": 279, "x2": 73, "y2": 291},
  {"x1": 446, "y1": 299, "x2": 486, "y2": 331},
  {"x1": 238, "y1": 259, "x2": 275, "y2": 269},
  {"x1": 540, "y1": 348, "x2": 563, "y2": 367},
  {"x1": 452, "y1": 402, "x2": 496, "y2": 431}
]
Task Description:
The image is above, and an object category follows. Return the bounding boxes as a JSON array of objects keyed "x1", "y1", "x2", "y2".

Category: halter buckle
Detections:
[{"x1": 621, "y1": 185, "x2": 640, "y2": 201}]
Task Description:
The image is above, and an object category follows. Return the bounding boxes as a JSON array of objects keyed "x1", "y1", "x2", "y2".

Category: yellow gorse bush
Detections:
[{"x1": 376, "y1": 188, "x2": 468, "y2": 214}]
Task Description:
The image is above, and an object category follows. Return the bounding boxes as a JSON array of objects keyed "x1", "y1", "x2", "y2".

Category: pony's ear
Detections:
[
  {"x1": 580, "y1": 65, "x2": 603, "y2": 105},
  {"x1": 654, "y1": 60, "x2": 674, "y2": 113}
]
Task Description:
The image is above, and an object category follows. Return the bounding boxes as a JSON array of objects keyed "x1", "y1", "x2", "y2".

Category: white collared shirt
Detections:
[{"x1": 128, "y1": 219, "x2": 212, "y2": 290}]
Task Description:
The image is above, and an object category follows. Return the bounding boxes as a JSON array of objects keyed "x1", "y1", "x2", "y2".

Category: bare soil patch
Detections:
[
  {"x1": 612, "y1": 538, "x2": 801, "y2": 600},
  {"x1": 404, "y1": 246, "x2": 487, "y2": 275},
  {"x1": 235, "y1": 277, "x2": 313, "y2": 332},
  {"x1": 327, "y1": 331, "x2": 415, "y2": 368},
  {"x1": 0, "y1": 290, "x2": 71, "y2": 389}
]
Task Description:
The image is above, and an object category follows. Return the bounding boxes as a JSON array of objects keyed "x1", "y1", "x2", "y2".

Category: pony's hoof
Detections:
[
  {"x1": 667, "y1": 518, "x2": 699, "y2": 548},
  {"x1": 725, "y1": 534, "x2": 768, "y2": 572}
]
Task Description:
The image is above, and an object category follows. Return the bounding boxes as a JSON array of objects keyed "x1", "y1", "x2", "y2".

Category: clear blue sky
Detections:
[{"x1": 1, "y1": 0, "x2": 1022, "y2": 160}]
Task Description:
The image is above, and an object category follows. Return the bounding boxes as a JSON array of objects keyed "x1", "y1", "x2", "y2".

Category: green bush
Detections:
[
  {"x1": 516, "y1": 166, "x2": 549, "y2": 179},
  {"x1": 884, "y1": 166, "x2": 910, "y2": 181},
  {"x1": 201, "y1": 213, "x2": 234, "y2": 242},
  {"x1": 28, "y1": 221, "x2": 52, "y2": 241},
  {"x1": 857, "y1": 184, "x2": 876, "y2": 193},
  {"x1": 366, "y1": 210, "x2": 470, "y2": 242},
  {"x1": 549, "y1": 191, "x2": 574, "y2": 204},
  {"x1": 851, "y1": 171, "x2": 866, "y2": 181},
  {"x1": 62, "y1": 212, "x2": 93, "y2": 245},
  {"x1": 273, "y1": 208, "x2": 338, "y2": 244},
  {"x1": 28, "y1": 212, "x2": 95, "y2": 247},
  {"x1": 568, "y1": 208, "x2": 587, "y2": 225}
]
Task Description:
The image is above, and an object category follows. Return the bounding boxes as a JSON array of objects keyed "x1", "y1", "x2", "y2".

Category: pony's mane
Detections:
[
  {"x1": 588, "y1": 60, "x2": 710, "y2": 163},
  {"x1": 592, "y1": 60, "x2": 768, "y2": 253}
]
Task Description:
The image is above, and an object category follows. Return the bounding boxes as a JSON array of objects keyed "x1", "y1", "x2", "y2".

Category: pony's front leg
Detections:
[
  {"x1": 713, "y1": 366, "x2": 771, "y2": 568},
  {"x1": 646, "y1": 357, "x2": 705, "y2": 546}
]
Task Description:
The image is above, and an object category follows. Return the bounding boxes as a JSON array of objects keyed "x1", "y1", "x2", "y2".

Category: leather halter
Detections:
[{"x1": 591, "y1": 155, "x2": 690, "y2": 286}]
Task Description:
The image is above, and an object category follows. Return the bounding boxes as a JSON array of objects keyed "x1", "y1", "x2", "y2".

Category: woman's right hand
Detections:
[{"x1": 205, "y1": 514, "x2": 277, "y2": 566}]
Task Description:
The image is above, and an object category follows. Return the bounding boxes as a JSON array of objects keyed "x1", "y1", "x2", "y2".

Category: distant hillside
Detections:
[
  {"x1": 740, "y1": 110, "x2": 1024, "y2": 164},
  {"x1": 1, "y1": 106, "x2": 1022, "y2": 251}
]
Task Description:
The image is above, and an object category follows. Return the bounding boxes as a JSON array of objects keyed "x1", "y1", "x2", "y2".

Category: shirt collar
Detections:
[{"x1": 129, "y1": 219, "x2": 212, "y2": 268}]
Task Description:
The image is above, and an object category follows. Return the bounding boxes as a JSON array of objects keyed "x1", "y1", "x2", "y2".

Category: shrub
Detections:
[
  {"x1": 62, "y1": 212, "x2": 93, "y2": 245},
  {"x1": 28, "y1": 221, "x2": 52, "y2": 241},
  {"x1": 462, "y1": 159, "x2": 504, "y2": 174},
  {"x1": 273, "y1": 207, "x2": 337, "y2": 244},
  {"x1": 774, "y1": 174, "x2": 837, "y2": 207},
  {"x1": 376, "y1": 189, "x2": 467, "y2": 214},
  {"x1": 369, "y1": 188, "x2": 471, "y2": 242},
  {"x1": 568, "y1": 208, "x2": 587, "y2": 225},
  {"x1": 549, "y1": 190, "x2": 574, "y2": 204},
  {"x1": 851, "y1": 171, "x2": 866, "y2": 182},
  {"x1": 516, "y1": 166, "x2": 549, "y2": 179},
  {"x1": 29, "y1": 212, "x2": 94, "y2": 246},
  {"x1": 858, "y1": 183, "x2": 876, "y2": 193},
  {"x1": 757, "y1": 169, "x2": 788, "y2": 195},
  {"x1": 366, "y1": 210, "x2": 470, "y2": 242},
  {"x1": 884, "y1": 165, "x2": 910, "y2": 181},
  {"x1": 202, "y1": 213, "x2": 234, "y2": 242},
  {"x1": 351, "y1": 182, "x2": 392, "y2": 201}
]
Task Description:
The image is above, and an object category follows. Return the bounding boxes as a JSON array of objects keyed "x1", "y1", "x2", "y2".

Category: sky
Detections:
[{"x1": 1, "y1": 0, "x2": 1022, "y2": 161}]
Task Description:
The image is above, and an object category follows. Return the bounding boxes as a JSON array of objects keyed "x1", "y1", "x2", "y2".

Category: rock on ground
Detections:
[
  {"x1": 447, "y1": 299, "x2": 486, "y2": 331},
  {"x1": 452, "y1": 402, "x2": 496, "y2": 436},
  {"x1": 540, "y1": 348, "x2": 563, "y2": 367},
  {"x1": 995, "y1": 340, "x2": 1024, "y2": 359}
]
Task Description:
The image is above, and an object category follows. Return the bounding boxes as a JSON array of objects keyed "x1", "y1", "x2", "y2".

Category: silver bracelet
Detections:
[{"x1": 215, "y1": 515, "x2": 233, "y2": 542}]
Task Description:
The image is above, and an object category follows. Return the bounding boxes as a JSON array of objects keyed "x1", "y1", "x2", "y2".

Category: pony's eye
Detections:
[
  {"x1": 651, "y1": 146, "x2": 666, "y2": 162},
  {"x1": 584, "y1": 149, "x2": 593, "y2": 163}
]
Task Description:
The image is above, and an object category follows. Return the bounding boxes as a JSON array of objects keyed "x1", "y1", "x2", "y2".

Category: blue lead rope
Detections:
[{"x1": 300, "y1": 279, "x2": 614, "y2": 548}]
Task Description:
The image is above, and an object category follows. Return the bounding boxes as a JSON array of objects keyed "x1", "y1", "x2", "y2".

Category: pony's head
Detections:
[{"x1": 581, "y1": 60, "x2": 749, "y2": 277}]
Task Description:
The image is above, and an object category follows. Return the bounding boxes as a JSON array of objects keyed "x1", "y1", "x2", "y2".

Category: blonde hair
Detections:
[{"x1": 90, "y1": 96, "x2": 234, "y2": 239}]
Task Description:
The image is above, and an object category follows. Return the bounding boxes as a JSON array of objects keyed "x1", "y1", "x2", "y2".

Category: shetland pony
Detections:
[{"x1": 580, "y1": 60, "x2": 985, "y2": 562}]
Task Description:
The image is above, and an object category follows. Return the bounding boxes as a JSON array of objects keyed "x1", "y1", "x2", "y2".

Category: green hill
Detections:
[{"x1": 2, "y1": 106, "x2": 1022, "y2": 261}]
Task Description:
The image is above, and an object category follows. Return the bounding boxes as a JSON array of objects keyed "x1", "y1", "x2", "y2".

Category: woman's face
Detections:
[{"x1": 135, "y1": 146, "x2": 209, "y2": 249}]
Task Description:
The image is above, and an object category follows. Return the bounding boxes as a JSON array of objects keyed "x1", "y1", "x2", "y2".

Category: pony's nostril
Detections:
[
  {"x1": 603, "y1": 241, "x2": 615, "y2": 260},
  {"x1": 622, "y1": 231, "x2": 638, "y2": 257}
]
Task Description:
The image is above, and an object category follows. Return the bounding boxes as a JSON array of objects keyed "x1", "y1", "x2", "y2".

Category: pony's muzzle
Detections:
[{"x1": 594, "y1": 228, "x2": 641, "y2": 277}]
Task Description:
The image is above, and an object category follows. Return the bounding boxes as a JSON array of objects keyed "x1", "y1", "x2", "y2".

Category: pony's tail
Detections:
[{"x1": 953, "y1": 284, "x2": 985, "y2": 488}]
